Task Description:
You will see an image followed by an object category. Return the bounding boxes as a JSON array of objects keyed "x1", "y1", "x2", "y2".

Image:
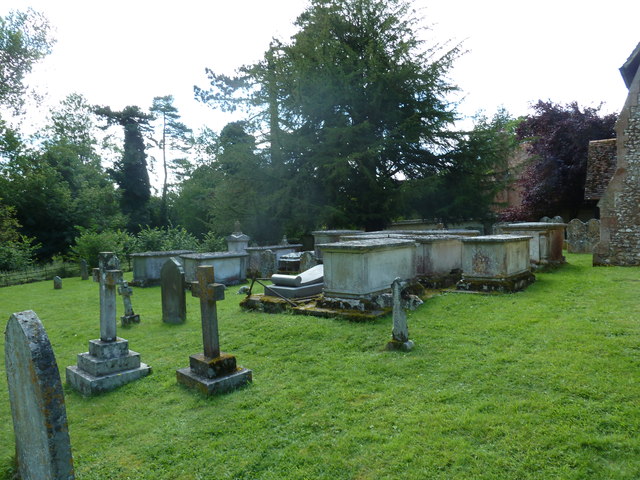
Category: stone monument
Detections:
[
  {"x1": 161, "y1": 257, "x2": 187, "y2": 324},
  {"x1": 80, "y1": 259, "x2": 89, "y2": 280},
  {"x1": 66, "y1": 252, "x2": 151, "y2": 395},
  {"x1": 176, "y1": 265, "x2": 252, "y2": 395},
  {"x1": 118, "y1": 280, "x2": 140, "y2": 326},
  {"x1": 385, "y1": 279, "x2": 414, "y2": 351},
  {"x1": 5, "y1": 310, "x2": 75, "y2": 480},
  {"x1": 53, "y1": 276, "x2": 62, "y2": 289}
]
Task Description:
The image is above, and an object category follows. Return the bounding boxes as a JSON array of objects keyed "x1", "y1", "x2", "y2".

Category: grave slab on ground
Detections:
[
  {"x1": 265, "y1": 264, "x2": 324, "y2": 298},
  {"x1": 66, "y1": 252, "x2": 151, "y2": 395}
]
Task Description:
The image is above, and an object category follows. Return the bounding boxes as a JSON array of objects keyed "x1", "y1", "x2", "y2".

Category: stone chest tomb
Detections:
[
  {"x1": 457, "y1": 235, "x2": 535, "y2": 292},
  {"x1": 318, "y1": 238, "x2": 416, "y2": 299},
  {"x1": 500, "y1": 222, "x2": 566, "y2": 266},
  {"x1": 130, "y1": 250, "x2": 194, "y2": 287}
]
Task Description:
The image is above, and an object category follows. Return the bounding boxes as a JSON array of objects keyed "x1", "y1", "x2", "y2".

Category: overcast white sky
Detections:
[{"x1": 2, "y1": 0, "x2": 639, "y2": 134}]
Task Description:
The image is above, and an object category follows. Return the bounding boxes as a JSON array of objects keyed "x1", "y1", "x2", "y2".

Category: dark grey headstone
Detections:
[
  {"x1": 53, "y1": 276, "x2": 62, "y2": 289},
  {"x1": 260, "y1": 249, "x2": 276, "y2": 278},
  {"x1": 80, "y1": 259, "x2": 88, "y2": 280},
  {"x1": 5, "y1": 310, "x2": 75, "y2": 480},
  {"x1": 161, "y1": 258, "x2": 187, "y2": 324}
]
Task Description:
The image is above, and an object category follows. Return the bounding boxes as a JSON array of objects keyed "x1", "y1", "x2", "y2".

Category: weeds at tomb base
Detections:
[{"x1": 0, "y1": 252, "x2": 639, "y2": 479}]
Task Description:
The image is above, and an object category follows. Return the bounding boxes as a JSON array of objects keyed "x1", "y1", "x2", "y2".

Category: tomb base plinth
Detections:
[
  {"x1": 177, "y1": 353, "x2": 251, "y2": 396},
  {"x1": 456, "y1": 270, "x2": 535, "y2": 293},
  {"x1": 121, "y1": 313, "x2": 141, "y2": 326},
  {"x1": 385, "y1": 339, "x2": 414, "y2": 352},
  {"x1": 66, "y1": 337, "x2": 151, "y2": 395}
]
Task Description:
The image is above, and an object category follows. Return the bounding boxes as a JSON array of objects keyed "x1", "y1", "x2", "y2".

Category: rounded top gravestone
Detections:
[{"x1": 4, "y1": 310, "x2": 75, "y2": 480}]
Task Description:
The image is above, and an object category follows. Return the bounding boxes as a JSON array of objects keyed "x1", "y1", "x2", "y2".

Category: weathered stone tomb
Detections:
[{"x1": 457, "y1": 235, "x2": 535, "y2": 292}]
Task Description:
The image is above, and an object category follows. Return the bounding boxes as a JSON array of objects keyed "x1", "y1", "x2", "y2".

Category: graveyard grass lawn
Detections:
[{"x1": 1, "y1": 253, "x2": 639, "y2": 479}]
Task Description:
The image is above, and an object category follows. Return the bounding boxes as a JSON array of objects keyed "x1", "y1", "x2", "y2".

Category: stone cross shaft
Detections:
[
  {"x1": 94, "y1": 252, "x2": 122, "y2": 342},
  {"x1": 391, "y1": 278, "x2": 409, "y2": 343},
  {"x1": 118, "y1": 281, "x2": 135, "y2": 316},
  {"x1": 191, "y1": 265, "x2": 225, "y2": 359}
]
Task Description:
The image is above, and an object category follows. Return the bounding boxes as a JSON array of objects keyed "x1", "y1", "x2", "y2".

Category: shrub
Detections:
[
  {"x1": 199, "y1": 231, "x2": 227, "y2": 252},
  {"x1": 0, "y1": 235, "x2": 40, "y2": 271},
  {"x1": 132, "y1": 225, "x2": 201, "y2": 253},
  {"x1": 70, "y1": 229, "x2": 133, "y2": 268}
]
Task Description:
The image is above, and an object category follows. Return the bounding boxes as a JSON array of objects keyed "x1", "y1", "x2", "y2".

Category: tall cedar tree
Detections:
[
  {"x1": 149, "y1": 95, "x2": 192, "y2": 226},
  {"x1": 95, "y1": 105, "x2": 152, "y2": 232},
  {"x1": 196, "y1": 0, "x2": 461, "y2": 233},
  {"x1": 503, "y1": 101, "x2": 617, "y2": 220}
]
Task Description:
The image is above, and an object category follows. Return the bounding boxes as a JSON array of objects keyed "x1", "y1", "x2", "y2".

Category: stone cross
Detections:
[
  {"x1": 94, "y1": 252, "x2": 122, "y2": 342},
  {"x1": 118, "y1": 280, "x2": 140, "y2": 325},
  {"x1": 5, "y1": 310, "x2": 75, "y2": 479},
  {"x1": 191, "y1": 265, "x2": 225, "y2": 358},
  {"x1": 386, "y1": 278, "x2": 414, "y2": 351}
]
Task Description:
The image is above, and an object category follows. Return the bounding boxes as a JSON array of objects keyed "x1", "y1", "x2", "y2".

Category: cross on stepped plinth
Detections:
[
  {"x1": 66, "y1": 252, "x2": 151, "y2": 395},
  {"x1": 176, "y1": 265, "x2": 252, "y2": 396}
]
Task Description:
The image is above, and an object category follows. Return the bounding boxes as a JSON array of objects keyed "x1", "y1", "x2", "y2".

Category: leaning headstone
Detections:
[
  {"x1": 385, "y1": 278, "x2": 414, "y2": 351},
  {"x1": 5, "y1": 310, "x2": 75, "y2": 480},
  {"x1": 299, "y1": 251, "x2": 318, "y2": 273},
  {"x1": 66, "y1": 252, "x2": 151, "y2": 395},
  {"x1": 176, "y1": 265, "x2": 252, "y2": 395},
  {"x1": 118, "y1": 281, "x2": 140, "y2": 326},
  {"x1": 161, "y1": 257, "x2": 187, "y2": 324},
  {"x1": 80, "y1": 259, "x2": 88, "y2": 280},
  {"x1": 53, "y1": 276, "x2": 62, "y2": 290}
]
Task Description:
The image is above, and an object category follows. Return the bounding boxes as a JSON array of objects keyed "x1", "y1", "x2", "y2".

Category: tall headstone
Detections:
[
  {"x1": 385, "y1": 278, "x2": 414, "y2": 351},
  {"x1": 53, "y1": 276, "x2": 62, "y2": 289},
  {"x1": 118, "y1": 281, "x2": 140, "y2": 326},
  {"x1": 259, "y1": 249, "x2": 276, "y2": 278},
  {"x1": 5, "y1": 310, "x2": 75, "y2": 480},
  {"x1": 80, "y1": 259, "x2": 88, "y2": 280},
  {"x1": 161, "y1": 257, "x2": 187, "y2": 324},
  {"x1": 176, "y1": 265, "x2": 252, "y2": 395},
  {"x1": 66, "y1": 252, "x2": 151, "y2": 395}
]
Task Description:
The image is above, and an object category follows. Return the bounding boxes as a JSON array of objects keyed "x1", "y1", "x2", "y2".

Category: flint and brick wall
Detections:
[{"x1": 595, "y1": 72, "x2": 640, "y2": 265}]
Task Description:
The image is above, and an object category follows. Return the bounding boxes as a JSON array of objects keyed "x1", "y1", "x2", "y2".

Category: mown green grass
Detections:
[{"x1": 1, "y1": 253, "x2": 639, "y2": 479}]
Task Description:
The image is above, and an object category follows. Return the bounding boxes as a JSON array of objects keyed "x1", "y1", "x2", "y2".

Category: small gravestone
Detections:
[
  {"x1": 177, "y1": 265, "x2": 252, "y2": 395},
  {"x1": 5, "y1": 310, "x2": 75, "y2": 480},
  {"x1": 53, "y1": 276, "x2": 62, "y2": 289},
  {"x1": 260, "y1": 249, "x2": 276, "y2": 278},
  {"x1": 66, "y1": 252, "x2": 151, "y2": 395},
  {"x1": 299, "y1": 251, "x2": 318, "y2": 273},
  {"x1": 80, "y1": 259, "x2": 88, "y2": 280},
  {"x1": 161, "y1": 257, "x2": 187, "y2": 324},
  {"x1": 386, "y1": 278, "x2": 414, "y2": 351},
  {"x1": 118, "y1": 281, "x2": 140, "y2": 326}
]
